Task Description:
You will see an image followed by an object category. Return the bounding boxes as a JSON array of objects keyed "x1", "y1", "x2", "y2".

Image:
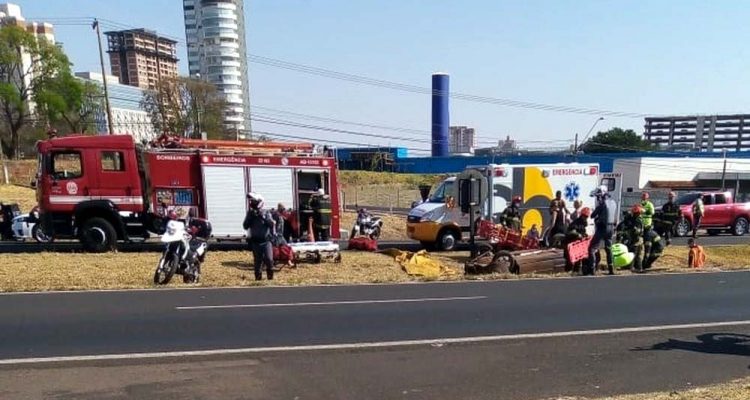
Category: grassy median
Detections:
[
  {"x1": 557, "y1": 376, "x2": 750, "y2": 400},
  {"x1": 0, "y1": 244, "x2": 748, "y2": 292}
]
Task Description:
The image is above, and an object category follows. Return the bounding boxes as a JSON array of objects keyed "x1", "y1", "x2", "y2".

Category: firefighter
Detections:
[
  {"x1": 564, "y1": 206, "x2": 590, "y2": 272},
  {"x1": 549, "y1": 190, "x2": 569, "y2": 237},
  {"x1": 660, "y1": 191, "x2": 681, "y2": 245},
  {"x1": 585, "y1": 186, "x2": 618, "y2": 276},
  {"x1": 242, "y1": 193, "x2": 275, "y2": 281},
  {"x1": 501, "y1": 196, "x2": 522, "y2": 231},
  {"x1": 309, "y1": 188, "x2": 332, "y2": 241},
  {"x1": 643, "y1": 229, "x2": 664, "y2": 269},
  {"x1": 621, "y1": 205, "x2": 645, "y2": 273},
  {"x1": 640, "y1": 192, "x2": 655, "y2": 234}
]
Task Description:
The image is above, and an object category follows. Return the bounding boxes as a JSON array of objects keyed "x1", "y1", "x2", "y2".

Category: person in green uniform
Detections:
[{"x1": 619, "y1": 205, "x2": 645, "y2": 273}]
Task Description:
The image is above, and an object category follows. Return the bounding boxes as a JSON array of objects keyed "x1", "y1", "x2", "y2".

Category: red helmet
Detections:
[
  {"x1": 641, "y1": 192, "x2": 650, "y2": 200},
  {"x1": 580, "y1": 207, "x2": 591, "y2": 218},
  {"x1": 631, "y1": 205, "x2": 643, "y2": 215},
  {"x1": 512, "y1": 195, "x2": 522, "y2": 203}
]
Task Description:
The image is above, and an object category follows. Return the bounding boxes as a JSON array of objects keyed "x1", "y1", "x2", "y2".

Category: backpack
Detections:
[
  {"x1": 273, "y1": 244, "x2": 295, "y2": 264},
  {"x1": 348, "y1": 236, "x2": 378, "y2": 252}
]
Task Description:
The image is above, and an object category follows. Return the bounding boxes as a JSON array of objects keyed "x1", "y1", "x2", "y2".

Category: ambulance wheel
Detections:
[
  {"x1": 675, "y1": 219, "x2": 691, "y2": 237},
  {"x1": 732, "y1": 217, "x2": 748, "y2": 236},
  {"x1": 80, "y1": 218, "x2": 117, "y2": 253},
  {"x1": 437, "y1": 229, "x2": 459, "y2": 251}
]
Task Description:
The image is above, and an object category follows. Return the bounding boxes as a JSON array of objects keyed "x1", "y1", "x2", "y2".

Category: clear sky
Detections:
[{"x1": 15, "y1": 0, "x2": 750, "y2": 154}]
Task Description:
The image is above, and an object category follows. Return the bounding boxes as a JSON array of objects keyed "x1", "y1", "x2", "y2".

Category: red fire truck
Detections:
[{"x1": 33, "y1": 134, "x2": 341, "y2": 252}]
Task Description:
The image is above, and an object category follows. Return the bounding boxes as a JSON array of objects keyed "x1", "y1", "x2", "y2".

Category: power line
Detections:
[{"x1": 247, "y1": 54, "x2": 652, "y2": 118}]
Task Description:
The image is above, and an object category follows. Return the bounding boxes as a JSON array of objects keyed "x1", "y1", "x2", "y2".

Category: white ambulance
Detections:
[{"x1": 407, "y1": 163, "x2": 603, "y2": 250}]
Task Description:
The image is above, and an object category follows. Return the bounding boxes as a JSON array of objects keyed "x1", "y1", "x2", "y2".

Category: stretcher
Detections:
[{"x1": 288, "y1": 241, "x2": 341, "y2": 264}]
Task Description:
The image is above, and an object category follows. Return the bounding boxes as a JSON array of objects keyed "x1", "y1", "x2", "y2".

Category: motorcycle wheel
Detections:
[
  {"x1": 183, "y1": 262, "x2": 201, "y2": 284},
  {"x1": 153, "y1": 252, "x2": 178, "y2": 285}
]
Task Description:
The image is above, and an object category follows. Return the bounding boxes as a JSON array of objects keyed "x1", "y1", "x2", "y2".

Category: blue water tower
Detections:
[{"x1": 431, "y1": 73, "x2": 450, "y2": 157}]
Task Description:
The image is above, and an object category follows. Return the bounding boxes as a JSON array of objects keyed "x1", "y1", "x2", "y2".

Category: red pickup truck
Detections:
[{"x1": 674, "y1": 191, "x2": 750, "y2": 237}]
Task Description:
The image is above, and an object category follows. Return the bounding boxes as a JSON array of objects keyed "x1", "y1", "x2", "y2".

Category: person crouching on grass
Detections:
[{"x1": 688, "y1": 238, "x2": 706, "y2": 269}]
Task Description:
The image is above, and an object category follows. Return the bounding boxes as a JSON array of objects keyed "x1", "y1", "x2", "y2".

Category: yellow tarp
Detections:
[{"x1": 380, "y1": 249, "x2": 457, "y2": 279}]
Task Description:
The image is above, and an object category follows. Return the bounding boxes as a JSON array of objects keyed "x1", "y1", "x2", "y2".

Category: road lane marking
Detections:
[
  {"x1": 2, "y1": 319, "x2": 750, "y2": 366},
  {"x1": 175, "y1": 296, "x2": 488, "y2": 310}
]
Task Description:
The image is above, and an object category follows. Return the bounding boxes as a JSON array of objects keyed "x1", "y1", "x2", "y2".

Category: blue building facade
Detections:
[{"x1": 370, "y1": 151, "x2": 750, "y2": 174}]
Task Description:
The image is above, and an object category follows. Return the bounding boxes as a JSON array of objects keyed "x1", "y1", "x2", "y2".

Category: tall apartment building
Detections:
[
  {"x1": 104, "y1": 29, "x2": 179, "y2": 90},
  {"x1": 449, "y1": 126, "x2": 476, "y2": 155},
  {"x1": 644, "y1": 114, "x2": 750, "y2": 152},
  {"x1": 0, "y1": 3, "x2": 54, "y2": 115},
  {"x1": 183, "y1": 0, "x2": 251, "y2": 135}
]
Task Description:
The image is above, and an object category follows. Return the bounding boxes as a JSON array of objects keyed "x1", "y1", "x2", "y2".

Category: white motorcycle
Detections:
[
  {"x1": 350, "y1": 209, "x2": 383, "y2": 240},
  {"x1": 153, "y1": 219, "x2": 209, "y2": 285}
]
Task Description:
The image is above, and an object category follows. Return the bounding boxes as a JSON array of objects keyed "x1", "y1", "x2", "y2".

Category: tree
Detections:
[
  {"x1": 0, "y1": 25, "x2": 73, "y2": 159},
  {"x1": 39, "y1": 73, "x2": 102, "y2": 134},
  {"x1": 581, "y1": 127, "x2": 655, "y2": 153},
  {"x1": 141, "y1": 76, "x2": 226, "y2": 139}
]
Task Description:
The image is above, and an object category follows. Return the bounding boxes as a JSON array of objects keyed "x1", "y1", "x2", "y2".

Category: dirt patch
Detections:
[
  {"x1": 0, "y1": 250, "x2": 466, "y2": 292},
  {"x1": 340, "y1": 211, "x2": 408, "y2": 240},
  {"x1": 552, "y1": 376, "x2": 750, "y2": 399},
  {"x1": 0, "y1": 184, "x2": 37, "y2": 213},
  {"x1": 1, "y1": 242, "x2": 749, "y2": 293}
]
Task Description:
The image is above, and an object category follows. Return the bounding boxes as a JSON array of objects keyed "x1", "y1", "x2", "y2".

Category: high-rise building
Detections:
[
  {"x1": 0, "y1": 3, "x2": 54, "y2": 115},
  {"x1": 644, "y1": 114, "x2": 750, "y2": 152},
  {"x1": 104, "y1": 29, "x2": 179, "y2": 90},
  {"x1": 449, "y1": 126, "x2": 476, "y2": 155},
  {"x1": 183, "y1": 0, "x2": 251, "y2": 135}
]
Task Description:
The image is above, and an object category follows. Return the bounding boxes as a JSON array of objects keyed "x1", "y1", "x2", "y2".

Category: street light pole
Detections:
[
  {"x1": 578, "y1": 117, "x2": 605, "y2": 153},
  {"x1": 93, "y1": 19, "x2": 114, "y2": 135}
]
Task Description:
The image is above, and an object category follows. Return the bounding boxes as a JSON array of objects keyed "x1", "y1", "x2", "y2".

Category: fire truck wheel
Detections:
[{"x1": 80, "y1": 217, "x2": 117, "y2": 253}]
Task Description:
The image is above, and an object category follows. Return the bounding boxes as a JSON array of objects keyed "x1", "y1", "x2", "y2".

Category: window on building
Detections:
[{"x1": 101, "y1": 151, "x2": 125, "y2": 172}]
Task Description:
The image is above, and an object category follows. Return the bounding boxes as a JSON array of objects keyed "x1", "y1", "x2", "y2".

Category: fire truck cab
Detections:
[{"x1": 34, "y1": 134, "x2": 340, "y2": 252}]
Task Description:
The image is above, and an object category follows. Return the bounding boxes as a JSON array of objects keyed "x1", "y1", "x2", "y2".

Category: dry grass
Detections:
[
  {"x1": 551, "y1": 377, "x2": 750, "y2": 400},
  {"x1": 0, "y1": 249, "x2": 466, "y2": 292},
  {"x1": 0, "y1": 184, "x2": 36, "y2": 213},
  {"x1": 339, "y1": 171, "x2": 443, "y2": 186},
  {"x1": 2, "y1": 237, "x2": 750, "y2": 293},
  {"x1": 651, "y1": 244, "x2": 750, "y2": 272},
  {"x1": 340, "y1": 211, "x2": 409, "y2": 240}
]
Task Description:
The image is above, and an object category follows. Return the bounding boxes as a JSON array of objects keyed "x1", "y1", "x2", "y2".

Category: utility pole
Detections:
[
  {"x1": 93, "y1": 19, "x2": 114, "y2": 135},
  {"x1": 721, "y1": 149, "x2": 727, "y2": 190},
  {"x1": 573, "y1": 133, "x2": 578, "y2": 154}
]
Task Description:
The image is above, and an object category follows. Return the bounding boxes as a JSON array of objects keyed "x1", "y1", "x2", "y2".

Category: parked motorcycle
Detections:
[
  {"x1": 153, "y1": 218, "x2": 211, "y2": 285},
  {"x1": 350, "y1": 208, "x2": 383, "y2": 240}
]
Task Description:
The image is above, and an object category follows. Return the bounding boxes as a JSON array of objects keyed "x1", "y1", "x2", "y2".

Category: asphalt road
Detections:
[{"x1": 1, "y1": 272, "x2": 750, "y2": 399}]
